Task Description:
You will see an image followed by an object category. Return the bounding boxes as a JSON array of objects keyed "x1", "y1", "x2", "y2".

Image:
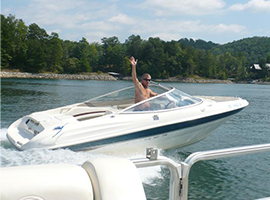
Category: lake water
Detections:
[{"x1": 1, "y1": 78, "x2": 270, "y2": 200}]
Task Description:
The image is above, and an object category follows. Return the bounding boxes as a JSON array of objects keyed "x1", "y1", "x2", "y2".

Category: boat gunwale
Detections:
[{"x1": 63, "y1": 106, "x2": 246, "y2": 151}]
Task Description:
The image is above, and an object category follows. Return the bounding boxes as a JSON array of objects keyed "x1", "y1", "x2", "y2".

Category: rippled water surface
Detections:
[{"x1": 1, "y1": 78, "x2": 270, "y2": 200}]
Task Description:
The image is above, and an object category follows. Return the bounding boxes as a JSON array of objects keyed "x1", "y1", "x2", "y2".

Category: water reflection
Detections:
[{"x1": 1, "y1": 87, "x2": 47, "y2": 97}]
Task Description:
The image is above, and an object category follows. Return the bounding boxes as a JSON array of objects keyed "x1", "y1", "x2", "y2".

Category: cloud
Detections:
[
  {"x1": 151, "y1": 33, "x2": 182, "y2": 41},
  {"x1": 141, "y1": 0, "x2": 226, "y2": 16},
  {"x1": 108, "y1": 14, "x2": 137, "y2": 25},
  {"x1": 211, "y1": 24, "x2": 247, "y2": 33},
  {"x1": 85, "y1": 31, "x2": 110, "y2": 43},
  {"x1": 7, "y1": 0, "x2": 123, "y2": 41},
  {"x1": 47, "y1": 29, "x2": 62, "y2": 35},
  {"x1": 229, "y1": 0, "x2": 270, "y2": 12},
  {"x1": 131, "y1": 19, "x2": 247, "y2": 36},
  {"x1": 82, "y1": 21, "x2": 122, "y2": 32},
  {"x1": 82, "y1": 20, "x2": 125, "y2": 42},
  {"x1": 12, "y1": 0, "x2": 119, "y2": 29}
]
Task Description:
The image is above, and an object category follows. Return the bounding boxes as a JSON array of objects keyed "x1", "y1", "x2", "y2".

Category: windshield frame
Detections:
[
  {"x1": 120, "y1": 87, "x2": 203, "y2": 114},
  {"x1": 80, "y1": 82, "x2": 202, "y2": 113}
]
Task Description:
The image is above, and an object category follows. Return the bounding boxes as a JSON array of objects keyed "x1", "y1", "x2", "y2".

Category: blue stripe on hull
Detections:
[{"x1": 67, "y1": 108, "x2": 244, "y2": 151}]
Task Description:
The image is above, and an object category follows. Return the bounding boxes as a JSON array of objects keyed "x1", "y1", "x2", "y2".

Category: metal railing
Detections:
[
  {"x1": 181, "y1": 143, "x2": 270, "y2": 200},
  {"x1": 133, "y1": 148, "x2": 182, "y2": 200},
  {"x1": 133, "y1": 144, "x2": 270, "y2": 200}
]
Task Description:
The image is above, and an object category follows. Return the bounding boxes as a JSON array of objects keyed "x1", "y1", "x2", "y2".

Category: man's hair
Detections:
[{"x1": 141, "y1": 73, "x2": 150, "y2": 80}]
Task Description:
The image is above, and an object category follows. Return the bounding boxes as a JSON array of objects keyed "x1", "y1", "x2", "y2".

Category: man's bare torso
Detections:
[{"x1": 135, "y1": 83, "x2": 152, "y2": 103}]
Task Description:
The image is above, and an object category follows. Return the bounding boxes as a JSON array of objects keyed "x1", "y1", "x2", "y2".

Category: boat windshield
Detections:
[
  {"x1": 83, "y1": 83, "x2": 169, "y2": 108},
  {"x1": 123, "y1": 88, "x2": 202, "y2": 112}
]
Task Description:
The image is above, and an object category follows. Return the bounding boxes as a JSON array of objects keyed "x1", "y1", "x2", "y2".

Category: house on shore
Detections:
[
  {"x1": 108, "y1": 72, "x2": 122, "y2": 79},
  {"x1": 250, "y1": 63, "x2": 270, "y2": 71},
  {"x1": 250, "y1": 63, "x2": 270, "y2": 78},
  {"x1": 250, "y1": 64, "x2": 262, "y2": 71},
  {"x1": 266, "y1": 63, "x2": 270, "y2": 70}
]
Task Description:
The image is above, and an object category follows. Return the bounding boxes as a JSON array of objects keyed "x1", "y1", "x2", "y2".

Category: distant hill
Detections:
[
  {"x1": 178, "y1": 38, "x2": 219, "y2": 50},
  {"x1": 213, "y1": 37, "x2": 270, "y2": 63},
  {"x1": 179, "y1": 36, "x2": 270, "y2": 64}
]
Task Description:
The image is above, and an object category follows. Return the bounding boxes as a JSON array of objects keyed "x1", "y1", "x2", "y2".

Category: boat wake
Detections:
[
  {"x1": 0, "y1": 128, "x2": 8, "y2": 140},
  {"x1": 0, "y1": 146, "x2": 163, "y2": 185},
  {"x1": 0, "y1": 148, "x2": 102, "y2": 169},
  {"x1": 0, "y1": 128, "x2": 13, "y2": 149},
  {"x1": 0, "y1": 128, "x2": 164, "y2": 183}
]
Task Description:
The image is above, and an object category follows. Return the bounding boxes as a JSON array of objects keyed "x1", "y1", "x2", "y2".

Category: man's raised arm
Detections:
[{"x1": 129, "y1": 56, "x2": 139, "y2": 85}]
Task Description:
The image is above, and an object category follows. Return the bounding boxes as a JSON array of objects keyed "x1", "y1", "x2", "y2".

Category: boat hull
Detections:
[{"x1": 68, "y1": 108, "x2": 243, "y2": 153}]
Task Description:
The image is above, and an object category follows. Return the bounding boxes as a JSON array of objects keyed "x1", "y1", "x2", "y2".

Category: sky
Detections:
[{"x1": 1, "y1": 0, "x2": 270, "y2": 44}]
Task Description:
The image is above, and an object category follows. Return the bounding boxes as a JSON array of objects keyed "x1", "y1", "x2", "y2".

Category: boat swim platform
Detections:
[{"x1": 1, "y1": 144, "x2": 270, "y2": 200}]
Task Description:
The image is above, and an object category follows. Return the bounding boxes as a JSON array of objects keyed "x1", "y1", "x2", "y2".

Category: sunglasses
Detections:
[{"x1": 143, "y1": 78, "x2": 151, "y2": 82}]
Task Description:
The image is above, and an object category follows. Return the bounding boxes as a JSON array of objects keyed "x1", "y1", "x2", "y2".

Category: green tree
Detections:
[
  {"x1": 124, "y1": 35, "x2": 144, "y2": 59},
  {"x1": 63, "y1": 57, "x2": 81, "y2": 74},
  {"x1": 122, "y1": 57, "x2": 131, "y2": 76},
  {"x1": 1, "y1": 14, "x2": 15, "y2": 69},
  {"x1": 164, "y1": 41, "x2": 184, "y2": 77},
  {"x1": 101, "y1": 36, "x2": 124, "y2": 73},
  {"x1": 12, "y1": 18, "x2": 28, "y2": 70},
  {"x1": 139, "y1": 37, "x2": 166, "y2": 78},
  {"x1": 197, "y1": 50, "x2": 217, "y2": 78},
  {"x1": 1, "y1": 14, "x2": 28, "y2": 70},
  {"x1": 25, "y1": 23, "x2": 49, "y2": 72},
  {"x1": 47, "y1": 32, "x2": 63, "y2": 73}
]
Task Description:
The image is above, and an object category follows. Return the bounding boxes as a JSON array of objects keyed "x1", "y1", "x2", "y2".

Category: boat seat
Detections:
[
  {"x1": 82, "y1": 157, "x2": 147, "y2": 200},
  {"x1": 0, "y1": 164, "x2": 94, "y2": 200}
]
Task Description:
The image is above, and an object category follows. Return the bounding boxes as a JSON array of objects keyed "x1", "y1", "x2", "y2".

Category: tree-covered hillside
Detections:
[
  {"x1": 178, "y1": 38, "x2": 218, "y2": 50},
  {"x1": 178, "y1": 37, "x2": 270, "y2": 66},
  {"x1": 1, "y1": 14, "x2": 270, "y2": 81},
  {"x1": 212, "y1": 37, "x2": 270, "y2": 64}
]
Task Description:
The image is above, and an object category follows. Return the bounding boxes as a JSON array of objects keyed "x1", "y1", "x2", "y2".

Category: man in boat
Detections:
[{"x1": 129, "y1": 56, "x2": 158, "y2": 109}]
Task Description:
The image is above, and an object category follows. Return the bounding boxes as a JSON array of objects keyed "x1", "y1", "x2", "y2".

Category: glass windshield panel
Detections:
[
  {"x1": 124, "y1": 88, "x2": 202, "y2": 112},
  {"x1": 83, "y1": 83, "x2": 169, "y2": 108},
  {"x1": 148, "y1": 84, "x2": 170, "y2": 94},
  {"x1": 84, "y1": 86, "x2": 135, "y2": 107}
]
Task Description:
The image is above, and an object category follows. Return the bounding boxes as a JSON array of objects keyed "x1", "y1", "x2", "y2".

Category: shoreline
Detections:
[
  {"x1": 1, "y1": 71, "x2": 269, "y2": 84},
  {"x1": 122, "y1": 76, "x2": 234, "y2": 84},
  {"x1": 153, "y1": 77, "x2": 233, "y2": 84},
  {"x1": 0, "y1": 71, "x2": 117, "y2": 81}
]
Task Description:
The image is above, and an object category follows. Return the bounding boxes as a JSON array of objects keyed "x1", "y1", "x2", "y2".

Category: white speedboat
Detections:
[{"x1": 7, "y1": 82, "x2": 248, "y2": 152}]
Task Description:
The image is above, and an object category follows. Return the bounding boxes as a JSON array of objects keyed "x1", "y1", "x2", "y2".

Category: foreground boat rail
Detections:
[
  {"x1": 133, "y1": 154, "x2": 182, "y2": 200},
  {"x1": 133, "y1": 144, "x2": 270, "y2": 200},
  {"x1": 2, "y1": 144, "x2": 270, "y2": 200}
]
